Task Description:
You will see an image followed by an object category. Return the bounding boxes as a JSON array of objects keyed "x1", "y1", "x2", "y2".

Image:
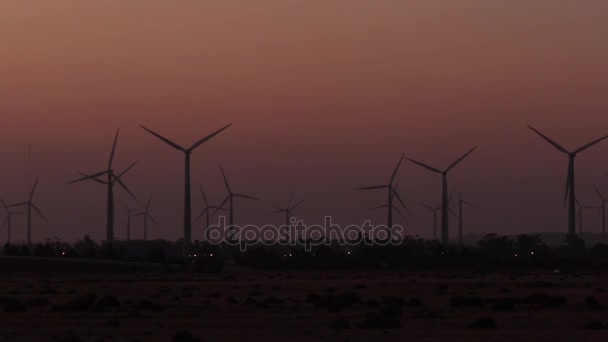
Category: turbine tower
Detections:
[
  {"x1": 405, "y1": 146, "x2": 478, "y2": 246},
  {"x1": 528, "y1": 125, "x2": 608, "y2": 237},
  {"x1": 354, "y1": 153, "x2": 408, "y2": 229},
  {"x1": 1, "y1": 200, "x2": 25, "y2": 244},
  {"x1": 68, "y1": 129, "x2": 137, "y2": 243},
  {"x1": 9, "y1": 177, "x2": 47, "y2": 246},
  {"x1": 213, "y1": 165, "x2": 260, "y2": 234},
  {"x1": 194, "y1": 185, "x2": 225, "y2": 237},
  {"x1": 452, "y1": 192, "x2": 479, "y2": 246},
  {"x1": 593, "y1": 186, "x2": 608, "y2": 242},
  {"x1": 134, "y1": 195, "x2": 158, "y2": 241},
  {"x1": 140, "y1": 123, "x2": 232, "y2": 249}
]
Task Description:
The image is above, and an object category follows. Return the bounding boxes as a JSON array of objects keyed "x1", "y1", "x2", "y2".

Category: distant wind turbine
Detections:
[
  {"x1": 1, "y1": 200, "x2": 25, "y2": 244},
  {"x1": 405, "y1": 146, "x2": 478, "y2": 246},
  {"x1": 354, "y1": 153, "x2": 408, "y2": 229},
  {"x1": 9, "y1": 177, "x2": 47, "y2": 246},
  {"x1": 528, "y1": 125, "x2": 608, "y2": 237},
  {"x1": 593, "y1": 186, "x2": 608, "y2": 242},
  {"x1": 270, "y1": 193, "x2": 303, "y2": 227},
  {"x1": 121, "y1": 202, "x2": 138, "y2": 241},
  {"x1": 575, "y1": 198, "x2": 596, "y2": 237},
  {"x1": 194, "y1": 185, "x2": 225, "y2": 236},
  {"x1": 420, "y1": 203, "x2": 441, "y2": 240},
  {"x1": 68, "y1": 129, "x2": 137, "y2": 243},
  {"x1": 452, "y1": 192, "x2": 480, "y2": 246},
  {"x1": 134, "y1": 195, "x2": 158, "y2": 241},
  {"x1": 140, "y1": 123, "x2": 232, "y2": 249},
  {"x1": 213, "y1": 165, "x2": 260, "y2": 234}
]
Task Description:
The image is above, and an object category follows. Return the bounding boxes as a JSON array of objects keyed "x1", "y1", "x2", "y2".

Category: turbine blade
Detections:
[
  {"x1": 31, "y1": 203, "x2": 47, "y2": 222},
  {"x1": 211, "y1": 196, "x2": 230, "y2": 217},
  {"x1": 291, "y1": 200, "x2": 304, "y2": 211},
  {"x1": 369, "y1": 204, "x2": 388, "y2": 210},
  {"x1": 188, "y1": 123, "x2": 233, "y2": 152},
  {"x1": 420, "y1": 202, "x2": 434, "y2": 211},
  {"x1": 113, "y1": 175, "x2": 137, "y2": 200},
  {"x1": 450, "y1": 207, "x2": 459, "y2": 218},
  {"x1": 146, "y1": 195, "x2": 153, "y2": 211},
  {"x1": 234, "y1": 193, "x2": 260, "y2": 200},
  {"x1": 108, "y1": 129, "x2": 119, "y2": 169},
  {"x1": 193, "y1": 209, "x2": 208, "y2": 224},
  {"x1": 140, "y1": 125, "x2": 185, "y2": 152},
  {"x1": 78, "y1": 172, "x2": 107, "y2": 185},
  {"x1": 199, "y1": 185, "x2": 209, "y2": 206},
  {"x1": 0, "y1": 199, "x2": 8, "y2": 212},
  {"x1": 148, "y1": 214, "x2": 160, "y2": 227},
  {"x1": 219, "y1": 165, "x2": 232, "y2": 193},
  {"x1": 392, "y1": 190, "x2": 409, "y2": 214},
  {"x1": 575, "y1": 133, "x2": 608, "y2": 154},
  {"x1": 392, "y1": 206, "x2": 408, "y2": 222},
  {"x1": 8, "y1": 202, "x2": 28, "y2": 208},
  {"x1": 353, "y1": 185, "x2": 389, "y2": 190},
  {"x1": 462, "y1": 200, "x2": 480, "y2": 209},
  {"x1": 29, "y1": 177, "x2": 39, "y2": 201},
  {"x1": 116, "y1": 161, "x2": 138, "y2": 179},
  {"x1": 68, "y1": 171, "x2": 109, "y2": 184},
  {"x1": 390, "y1": 153, "x2": 405, "y2": 184},
  {"x1": 527, "y1": 125, "x2": 569, "y2": 154},
  {"x1": 593, "y1": 185, "x2": 606, "y2": 201},
  {"x1": 269, "y1": 210, "x2": 283, "y2": 215},
  {"x1": 597, "y1": 205, "x2": 604, "y2": 218},
  {"x1": 445, "y1": 146, "x2": 478, "y2": 173},
  {"x1": 133, "y1": 212, "x2": 145, "y2": 217},
  {"x1": 404, "y1": 157, "x2": 442, "y2": 173}
]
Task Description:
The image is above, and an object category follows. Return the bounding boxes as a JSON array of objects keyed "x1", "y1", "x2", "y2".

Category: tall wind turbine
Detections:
[
  {"x1": 354, "y1": 153, "x2": 408, "y2": 229},
  {"x1": 68, "y1": 129, "x2": 137, "y2": 243},
  {"x1": 270, "y1": 193, "x2": 303, "y2": 227},
  {"x1": 452, "y1": 192, "x2": 479, "y2": 246},
  {"x1": 140, "y1": 123, "x2": 232, "y2": 249},
  {"x1": 213, "y1": 165, "x2": 260, "y2": 233},
  {"x1": 1, "y1": 200, "x2": 25, "y2": 244},
  {"x1": 593, "y1": 186, "x2": 608, "y2": 242},
  {"x1": 527, "y1": 125, "x2": 608, "y2": 237},
  {"x1": 405, "y1": 147, "x2": 478, "y2": 246},
  {"x1": 9, "y1": 177, "x2": 46, "y2": 246},
  {"x1": 575, "y1": 198, "x2": 597, "y2": 237},
  {"x1": 134, "y1": 195, "x2": 158, "y2": 241},
  {"x1": 194, "y1": 185, "x2": 225, "y2": 236}
]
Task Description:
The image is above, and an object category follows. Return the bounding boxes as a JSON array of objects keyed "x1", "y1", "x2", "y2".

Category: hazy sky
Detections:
[{"x1": 1, "y1": 0, "x2": 608, "y2": 243}]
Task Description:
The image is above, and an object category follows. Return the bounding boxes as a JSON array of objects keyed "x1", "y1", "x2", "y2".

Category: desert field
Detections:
[{"x1": 2, "y1": 267, "x2": 608, "y2": 341}]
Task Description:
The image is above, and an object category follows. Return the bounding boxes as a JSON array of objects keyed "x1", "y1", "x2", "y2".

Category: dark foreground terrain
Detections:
[{"x1": 2, "y1": 267, "x2": 608, "y2": 341}]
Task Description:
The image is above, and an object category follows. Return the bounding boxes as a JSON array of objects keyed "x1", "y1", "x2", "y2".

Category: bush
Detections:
[
  {"x1": 173, "y1": 330, "x2": 201, "y2": 342},
  {"x1": 329, "y1": 318, "x2": 351, "y2": 329},
  {"x1": 583, "y1": 321, "x2": 604, "y2": 330},
  {"x1": 357, "y1": 311, "x2": 401, "y2": 329},
  {"x1": 135, "y1": 299, "x2": 165, "y2": 312},
  {"x1": 469, "y1": 317, "x2": 497, "y2": 329},
  {"x1": 3, "y1": 298, "x2": 26, "y2": 313}
]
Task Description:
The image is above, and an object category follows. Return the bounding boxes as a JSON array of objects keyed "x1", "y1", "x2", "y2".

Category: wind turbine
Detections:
[
  {"x1": 354, "y1": 153, "x2": 408, "y2": 229},
  {"x1": 134, "y1": 195, "x2": 158, "y2": 241},
  {"x1": 9, "y1": 177, "x2": 47, "y2": 246},
  {"x1": 404, "y1": 146, "x2": 478, "y2": 246},
  {"x1": 68, "y1": 129, "x2": 137, "y2": 243},
  {"x1": 367, "y1": 180, "x2": 409, "y2": 227},
  {"x1": 528, "y1": 126, "x2": 608, "y2": 237},
  {"x1": 575, "y1": 198, "x2": 597, "y2": 237},
  {"x1": 593, "y1": 186, "x2": 608, "y2": 242},
  {"x1": 122, "y1": 202, "x2": 138, "y2": 241},
  {"x1": 420, "y1": 203, "x2": 441, "y2": 240},
  {"x1": 270, "y1": 193, "x2": 303, "y2": 227},
  {"x1": 213, "y1": 165, "x2": 260, "y2": 234},
  {"x1": 452, "y1": 192, "x2": 480, "y2": 246},
  {"x1": 140, "y1": 123, "x2": 232, "y2": 249},
  {"x1": 194, "y1": 185, "x2": 225, "y2": 236},
  {"x1": 1, "y1": 200, "x2": 25, "y2": 244}
]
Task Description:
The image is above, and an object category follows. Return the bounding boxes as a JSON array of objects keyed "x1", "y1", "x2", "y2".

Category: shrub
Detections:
[
  {"x1": 329, "y1": 318, "x2": 351, "y2": 329},
  {"x1": 469, "y1": 317, "x2": 497, "y2": 329}
]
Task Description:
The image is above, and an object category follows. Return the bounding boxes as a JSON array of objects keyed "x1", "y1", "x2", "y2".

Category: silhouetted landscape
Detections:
[{"x1": 4, "y1": 1, "x2": 608, "y2": 341}]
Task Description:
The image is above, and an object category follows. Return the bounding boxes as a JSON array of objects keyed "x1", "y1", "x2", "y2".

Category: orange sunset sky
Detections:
[{"x1": 1, "y1": 0, "x2": 608, "y2": 242}]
